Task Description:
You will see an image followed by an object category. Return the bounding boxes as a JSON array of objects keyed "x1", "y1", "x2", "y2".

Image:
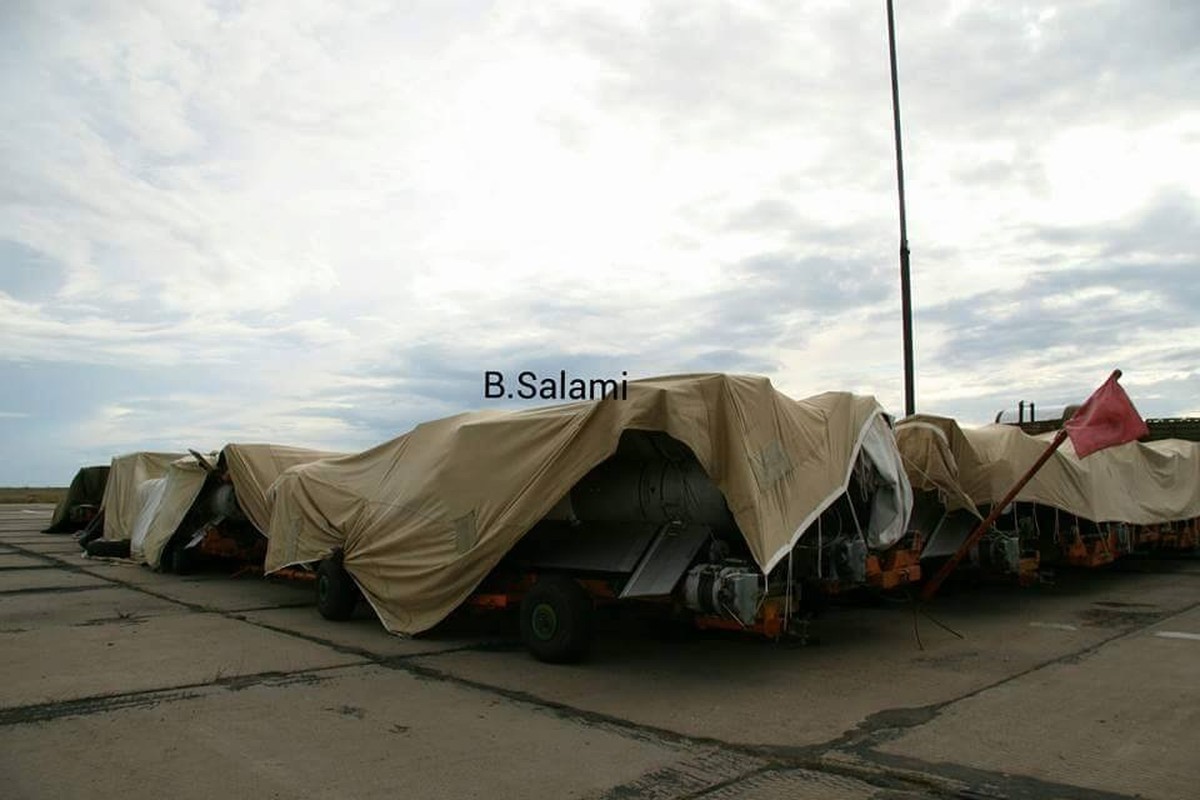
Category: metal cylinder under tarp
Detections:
[{"x1": 562, "y1": 458, "x2": 734, "y2": 529}]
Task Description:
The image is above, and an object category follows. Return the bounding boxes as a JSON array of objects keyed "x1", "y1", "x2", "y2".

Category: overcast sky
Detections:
[{"x1": 2, "y1": 0, "x2": 1197, "y2": 485}]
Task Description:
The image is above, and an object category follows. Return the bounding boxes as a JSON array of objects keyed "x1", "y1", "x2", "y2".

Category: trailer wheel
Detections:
[
  {"x1": 84, "y1": 538, "x2": 131, "y2": 559},
  {"x1": 158, "y1": 537, "x2": 187, "y2": 574},
  {"x1": 77, "y1": 514, "x2": 105, "y2": 549},
  {"x1": 520, "y1": 576, "x2": 594, "y2": 663},
  {"x1": 167, "y1": 539, "x2": 193, "y2": 575},
  {"x1": 317, "y1": 554, "x2": 358, "y2": 621}
]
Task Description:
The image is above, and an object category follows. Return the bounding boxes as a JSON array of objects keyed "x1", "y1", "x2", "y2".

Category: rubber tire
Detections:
[
  {"x1": 158, "y1": 540, "x2": 175, "y2": 574},
  {"x1": 519, "y1": 576, "x2": 594, "y2": 663},
  {"x1": 77, "y1": 514, "x2": 105, "y2": 549},
  {"x1": 168, "y1": 540, "x2": 192, "y2": 576},
  {"x1": 85, "y1": 539, "x2": 131, "y2": 559},
  {"x1": 317, "y1": 555, "x2": 359, "y2": 621}
]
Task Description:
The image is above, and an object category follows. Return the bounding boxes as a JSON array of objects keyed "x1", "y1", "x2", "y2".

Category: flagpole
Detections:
[
  {"x1": 920, "y1": 429, "x2": 1068, "y2": 601},
  {"x1": 886, "y1": 0, "x2": 916, "y2": 417}
]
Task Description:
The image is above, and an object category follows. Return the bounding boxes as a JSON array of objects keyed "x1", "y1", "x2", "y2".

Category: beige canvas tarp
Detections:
[
  {"x1": 265, "y1": 373, "x2": 909, "y2": 635},
  {"x1": 44, "y1": 465, "x2": 109, "y2": 533},
  {"x1": 138, "y1": 455, "x2": 213, "y2": 567},
  {"x1": 223, "y1": 444, "x2": 345, "y2": 535},
  {"x1": 137, "y1": 445, "x2": 343, "y2": 568},
  {"x1": 895, "y1": 419, "x2": 983, "y2": 518},
  {"x1": 101, "y1": 452, "x2": 186, "y2": 541},
  {"x1": 896, "y1": 415, "x2": 1200, "y2": 523}
]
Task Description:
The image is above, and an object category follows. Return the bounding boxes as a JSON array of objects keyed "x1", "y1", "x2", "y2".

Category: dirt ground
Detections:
[
  {"x1": 0, "y1": 488, "x2": 66, "y2": 505},
  {"x1": 2, "y1": 503, "x2": 1198, "y2": 799}
]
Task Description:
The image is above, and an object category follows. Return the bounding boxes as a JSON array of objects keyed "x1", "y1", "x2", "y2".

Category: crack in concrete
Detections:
[
  {"x1": 0, "y1": 663, "x2": 361, "y2": 726},
  {"x1": 795, "y1": 599, "x2": 1200, "y2": 800},
  {"x1": 602, "y1": 761, "x2": 775, "y2": 800},
  {"x1": 834, "y1": 750, "x2": 1136, "y2": 800},
  {"x1": 671, "y1": 766, "x2": 779, "y2": 800},
  {"x1": 0, "y1": 584, "x2": 111, "y2": 597}
]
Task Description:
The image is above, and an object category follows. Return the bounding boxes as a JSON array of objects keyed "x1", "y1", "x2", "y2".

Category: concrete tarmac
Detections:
[{"x1": 2, "y1": 504, "x2": 1197, "y2": 799}]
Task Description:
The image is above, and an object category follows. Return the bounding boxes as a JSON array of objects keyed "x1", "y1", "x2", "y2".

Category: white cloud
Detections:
[{"x1": 1, "y1": 1, "x2": 1198, "y2": 482}]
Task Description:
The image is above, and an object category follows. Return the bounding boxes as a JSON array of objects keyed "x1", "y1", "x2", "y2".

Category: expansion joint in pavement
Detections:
[{"x1": 0, "y1": 662, "x2": 370, "y2": 727}]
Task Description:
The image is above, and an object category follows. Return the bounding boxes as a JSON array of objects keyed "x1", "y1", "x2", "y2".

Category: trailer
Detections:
[
  {"x1": 896, "y1": 415, "x2": 1200, "y2": 586},
  {"x1": 278, "y1": 376, "x2": 917, "y2": 662},
  {"x1": 151, "y1": 445, "x2": 345, "y2": 573},
  {"x1": 43, "y1": 465, "x2": 109, "y2": 534}
]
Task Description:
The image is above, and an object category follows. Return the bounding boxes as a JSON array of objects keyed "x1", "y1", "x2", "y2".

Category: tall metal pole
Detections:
[{"x1": 886, "y1": 0, "x2": 915, "y2": 417}]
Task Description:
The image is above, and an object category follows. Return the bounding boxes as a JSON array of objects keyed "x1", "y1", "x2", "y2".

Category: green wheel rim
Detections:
[
  {"x1": 318, "y1": 574, "x2": 330, "y2": 603},
  {"x1": 530, "y1": 602, "x2": 558, "y2": 640}
]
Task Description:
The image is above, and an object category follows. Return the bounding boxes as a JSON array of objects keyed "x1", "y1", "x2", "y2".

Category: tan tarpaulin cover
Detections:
[
  {"x1": 138, "y1": 456, "x2": 213, "y2": 567},
  {"x1": 895, "y1": 419, "x2": 983, "y2": 518},
  {"x1": 101, "y1": 452, "x2": 186, "y2": 541},
  {"x1": 265, "y1": 374, "x2": 900, "y2": 635},
  {"x1": 44, "y1": 465, "x2": 109, "y2": 533},
  {"x1": 223, "y1": 444, "x2": 345, "y2": 535},
  {"x1": 138, "y1": 445, "x2": 342, "y2": 568},
  {"x1": 896, "y1": 415, "x2": 1200, "y2": 523}
]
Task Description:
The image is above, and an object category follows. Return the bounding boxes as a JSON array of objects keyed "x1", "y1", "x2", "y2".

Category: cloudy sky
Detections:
[{"x1": 1, "y1": 0, "x2": 1197, "y2": 485}]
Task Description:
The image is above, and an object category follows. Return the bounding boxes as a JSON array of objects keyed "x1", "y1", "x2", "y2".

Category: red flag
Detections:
[{"x1": 1064, "y1": 370, "x2": 1149, "y2": 458}]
